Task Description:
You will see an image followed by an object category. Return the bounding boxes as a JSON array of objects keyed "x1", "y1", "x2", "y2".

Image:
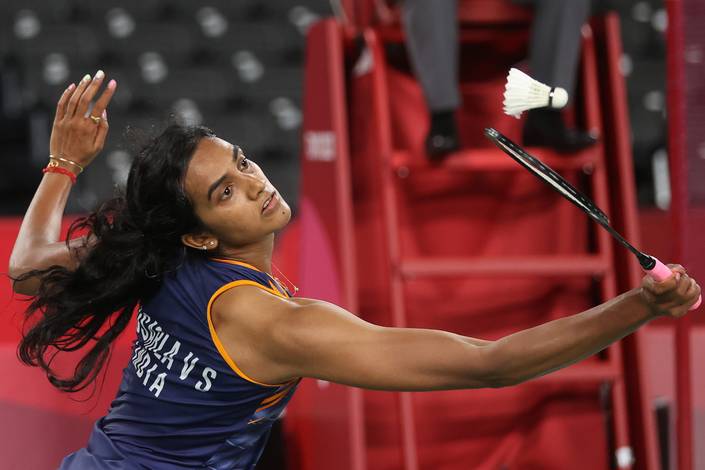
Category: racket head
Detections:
[
  {"x1": 484, "y1": 128, "x2": 610, "y2": 226},
  {"x1": 483, "y1": 129, "x2": 701, "y2": 310}
]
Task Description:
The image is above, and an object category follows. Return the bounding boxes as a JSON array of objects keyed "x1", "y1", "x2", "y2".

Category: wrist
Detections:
[
  {"x1": 50, "y1": 160, "x2": 79, "y2": 174},
  {"x1": 49, "y1": 154, "x2": 84, "y2": 174},
  {"x1": 44, "y1": 158, "x2": 79, "y2": 184},
  {"x1": 635, "y1": 287, "x2": 664, "y2": 319}
]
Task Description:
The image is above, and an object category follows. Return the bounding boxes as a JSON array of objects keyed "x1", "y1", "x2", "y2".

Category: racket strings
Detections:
[
  {"x1": 484, "y1": 128, "x2": 653, "y2": 269},
  {"x1": 493, "y1": 133, "x2": 610, "y2": 225}
]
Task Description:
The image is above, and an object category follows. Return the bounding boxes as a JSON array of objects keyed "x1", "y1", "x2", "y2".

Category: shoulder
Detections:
[
  {"x1": 211, "y1": 282, "x2": 295, "y2": 322},
  {"x1": 208, "y1": 286, "x2": 334, "y2": 326},
  {"x1": 209, "y1": 283, "x2": 300, "y2": 352},
  {"x1": 214, "y1": 287, "x2": 380, "y2": 355},
  {"x1": 210, "y1": 287, "x2": 356, "y2": 358},
  {"x1": 208, "y1": 284, "x2": 306, "y2": 384}
]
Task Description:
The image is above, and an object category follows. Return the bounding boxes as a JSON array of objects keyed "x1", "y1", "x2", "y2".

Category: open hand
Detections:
[
  {"x1": 50, "y1": 70, "x2": 117, "y2": 170},
  {"x1": 641, "y1": 264, "x2": 701, "y2": 318}
]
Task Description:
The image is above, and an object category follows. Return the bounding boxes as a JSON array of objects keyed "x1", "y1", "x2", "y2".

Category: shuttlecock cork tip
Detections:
[{"x1": 549, "y1": 87, "x2": 568, "y2": 109}]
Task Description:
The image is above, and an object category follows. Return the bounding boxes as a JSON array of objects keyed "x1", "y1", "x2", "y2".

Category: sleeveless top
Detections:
[{"x1": 59, "y1": 255, "x2": 300, "y2": 470}]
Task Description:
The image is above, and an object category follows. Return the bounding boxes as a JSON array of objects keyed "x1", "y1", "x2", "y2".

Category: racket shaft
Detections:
[{"x1": 600, "y1": 220, "x2": 643, "y2": 258}]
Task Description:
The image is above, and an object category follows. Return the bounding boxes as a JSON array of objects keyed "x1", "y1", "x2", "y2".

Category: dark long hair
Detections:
[{"x1": 14, "y1": 124, "x2": 215, "y2": 392}]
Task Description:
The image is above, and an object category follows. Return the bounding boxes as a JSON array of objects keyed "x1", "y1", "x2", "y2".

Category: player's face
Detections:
[{"x1": 183, "y1": 136, "x2": 291, "y2": 247}]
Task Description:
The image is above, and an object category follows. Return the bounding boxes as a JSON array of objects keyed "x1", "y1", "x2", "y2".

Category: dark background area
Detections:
[
  {"x1": 0, "y1": 0, "x2": 333, "y2": 216},
  {"x1": 0, "y1": 0, "x2": 669, "y2": 214}
]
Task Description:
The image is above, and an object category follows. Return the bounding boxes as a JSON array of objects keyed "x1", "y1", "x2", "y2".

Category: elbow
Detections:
[
  {"x1": 8, "y1": 254, "x2": 29, "y2": 279},
  {"x1": 486, "y1": 375, "x2": 523, "y2": 389},
  {"x1": 478, "y1": 342, "x2": 525, "y2": 389},
  {"x1": 10, "y1": 278, "x2": 38, "y2": 297},
  {"x1": 8, "y1": 262, "x2": 36, "y2": 296},
  {"x1": 481, "y1": 364, "x2": 522, "y2": 388},
  {"x1": 8, "y1": 263, "x2": 23, "y2": 288},
  {"x1": 11, "y1": 281, "x2": 36, "y2": 297}
]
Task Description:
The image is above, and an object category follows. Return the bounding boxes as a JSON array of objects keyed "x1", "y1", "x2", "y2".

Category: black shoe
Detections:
[
  {"x1": 523, "y1": 109, "x2": 598, "y2": 153},
  {"x1": 425, "y1": 109, "x2": 460, "y2": 162}
]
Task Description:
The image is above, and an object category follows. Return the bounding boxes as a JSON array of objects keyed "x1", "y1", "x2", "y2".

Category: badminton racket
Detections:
[{"x1": 484, "y1": 127, "x2": 701, "y2": 310}]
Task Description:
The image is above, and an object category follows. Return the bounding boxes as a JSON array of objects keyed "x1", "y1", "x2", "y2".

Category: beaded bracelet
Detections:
[{"x1": 43, "y1": 165, "x2": 77, "y2": 184}]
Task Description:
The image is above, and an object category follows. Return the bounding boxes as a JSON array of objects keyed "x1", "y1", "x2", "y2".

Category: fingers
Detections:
[
  {"x1": 685, "y1": 277, "x2": 697, "y2": 295},
  {"x1": 54, "y1": 83, "x2": 76, "y2": 124},
  {"x1": 667, "y1": 264, "x2": 686, "y2": 278},
  {"x1": 684, "y1": 278, "x2": 701, "y2": 306},
  {"x1": 65, "y1": 73, "x2": 93, "y2": 119},
  {"x1": 642, "y1": 267, "x2": 694, "y2": 304},
  {"x1": 90, "y1": 79, "x2": 117, "y2": 120},
  {"x1": 659, "y1": 273, "x2": 699, "y2": 309},
  {"x1": 645, "y1": 272, "x2": 678, "y2": 296},
  {"x1": 63, "y1": 71, "x2": 115, "y2": 124},
  {"x1": 76, "y1": 70, "x2": 107, "y2": 118},
  {"x1": 675, "y1": 274, "x2": 692, "y2": 298},
  {"x1": 642, "y1": 263, "x2": 701, "y2": 316},
  {"x1": 646, "y1": 264, "x2": 688, "y2": 295},
  {"x1": 93, "y1": 109, "x2": 109, "y2": 151},
  {"x1": 670, "y1": 278, "x2": 701, "y2": 316}
]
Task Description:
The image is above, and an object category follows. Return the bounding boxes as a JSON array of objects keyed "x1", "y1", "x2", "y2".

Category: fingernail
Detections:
[
  {"x1": 67, "y1": 83, "x2": 75, "y2": 91},
  {"x1": 102, "y1": 109, "x2": 107, "y2": 119},
  {"x1": 94, "y1": 70, "x2": 104, "y2": 80},
  {"x1": 676, "y1": 273, "x2": 681, "y2": 281},
  {"x1": 82, "y1": 74, "x2": 91, "y2": 82},
  {"x1": 108, "y1": 79, "x2": 116, "y2": 89}
]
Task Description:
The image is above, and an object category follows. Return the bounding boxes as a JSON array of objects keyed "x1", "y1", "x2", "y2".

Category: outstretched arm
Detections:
[
  {"x1": 9, "y1": 72, "x2": 116, "y2": 295},
  {"x1": 211, "y1": 268, "x2": 700, "y2": 391}
]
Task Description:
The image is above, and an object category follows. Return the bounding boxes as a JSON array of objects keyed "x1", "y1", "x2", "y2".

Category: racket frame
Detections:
[{"x1": 483, "y1": 127, "x2": 656, "y2": 271}]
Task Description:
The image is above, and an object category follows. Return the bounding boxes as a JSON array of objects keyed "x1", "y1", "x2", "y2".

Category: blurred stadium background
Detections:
[
  {"x1": 1, "y1": 0, "x2": 704, "y2": 469},
  {"x1": 0, "y1": 0, "x2": 328, "y2": 214}
]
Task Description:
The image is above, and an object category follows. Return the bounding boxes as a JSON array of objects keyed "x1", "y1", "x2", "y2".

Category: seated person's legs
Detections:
[
  {"x1": 401, "y1": 0, "x2": 461, "y2": 160},
  {"x1": 521, "y1": 0, "x2": 598, "y2": 152},
  {"x1": 402, "y1": 0, "x2": 597, "y2": 159}
]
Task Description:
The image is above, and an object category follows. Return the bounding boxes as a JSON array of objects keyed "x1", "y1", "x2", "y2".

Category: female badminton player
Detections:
[{"x1": 9, "y1": 72, "x2": 701, "y2": 469}]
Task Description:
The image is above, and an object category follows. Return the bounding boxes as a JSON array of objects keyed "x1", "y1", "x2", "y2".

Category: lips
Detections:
[{"x1": 262, "y1": 191, "x2": 278, "y2": 213}]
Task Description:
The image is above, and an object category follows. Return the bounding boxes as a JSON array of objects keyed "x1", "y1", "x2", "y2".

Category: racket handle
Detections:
[{"x1": 646, "y1": 257, "x2": 701, "y2": 310}]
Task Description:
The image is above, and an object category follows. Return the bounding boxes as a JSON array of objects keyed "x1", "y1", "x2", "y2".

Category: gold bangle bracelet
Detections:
[{"x1": 49, "y1": 155, "x2": 84, "y2": 173}]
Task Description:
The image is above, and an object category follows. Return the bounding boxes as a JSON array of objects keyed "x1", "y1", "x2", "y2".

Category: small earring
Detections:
[
  {"x1": 201, "y1": 246, "x2": 207, "y2": 251},
  {"x1": 209, "y1": 241, "x2": 215, "y2": 246}
]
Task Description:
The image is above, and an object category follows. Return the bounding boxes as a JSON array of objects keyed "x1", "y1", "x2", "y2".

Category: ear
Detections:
[{"x1": 181, "y1": 233, "x2": 219, "y2": 252}]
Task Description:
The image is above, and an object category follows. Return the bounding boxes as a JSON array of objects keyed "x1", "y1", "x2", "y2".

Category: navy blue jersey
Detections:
[{"x1": 59, "y1": 255, "x2": 300, "y2": 469}]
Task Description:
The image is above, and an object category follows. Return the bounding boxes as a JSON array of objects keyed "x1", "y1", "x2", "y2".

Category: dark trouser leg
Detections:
[
  {"x1": 520, "y1": 0, "x2": 598, "y2": 152},
  {"x1": 401, "y1": 0, "x2": 461, "y2": 159},
  {"x1": 527, "y1": 0, "x2": 592, "y2": 97},
  {"x1": 401, "y1": 0, "x2": 460, "y2": 112}
]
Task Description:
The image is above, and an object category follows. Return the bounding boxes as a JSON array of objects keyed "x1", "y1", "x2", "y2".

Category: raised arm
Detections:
[
  {"x1": 8, "y1": 72, "x2": 116, "y2": 295},
  {"x1": 210, "y1": 268, "x2": 700, "y2": 391}
]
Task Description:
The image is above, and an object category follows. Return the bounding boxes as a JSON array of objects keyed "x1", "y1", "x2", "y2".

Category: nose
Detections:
[{"x1": 246, "y1": 174, "x2": 266, "y2": 200}]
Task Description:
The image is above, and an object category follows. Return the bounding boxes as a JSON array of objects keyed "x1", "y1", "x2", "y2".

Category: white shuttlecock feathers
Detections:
[{"x1": 502, "y1": 68, "x2": 568, "y2": 119}]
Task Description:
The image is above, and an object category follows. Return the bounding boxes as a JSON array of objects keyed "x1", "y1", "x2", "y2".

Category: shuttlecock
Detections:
[{"x1": 502, "y1": 68, "x2": 568, "y2": 119}]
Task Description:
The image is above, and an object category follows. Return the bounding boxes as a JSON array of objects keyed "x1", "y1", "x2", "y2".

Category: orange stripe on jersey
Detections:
[
  {"x1": 260, "y1": 381, "x2": 297, "y2": 406},
  {"x1": 256, "y1": 392, "x2": 291, "y2": 413},
  {"x1": 206, "y1": 280, "x2": 288, "y2": 388}
]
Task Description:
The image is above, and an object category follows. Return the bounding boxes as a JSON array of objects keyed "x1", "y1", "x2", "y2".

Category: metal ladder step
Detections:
[{"x1": 391, "y1": 147, "x2": 601, "y2": 173}]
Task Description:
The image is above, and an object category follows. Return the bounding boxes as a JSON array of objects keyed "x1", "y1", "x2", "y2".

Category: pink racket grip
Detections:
[{"x1": 646, "y1": 257, "x2": 701, "y2": 310}]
